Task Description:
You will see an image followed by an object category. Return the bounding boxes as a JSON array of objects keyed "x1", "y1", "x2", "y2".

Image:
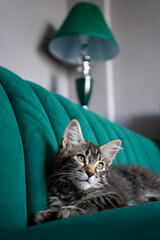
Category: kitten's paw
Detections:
[
  {"x1": 34, "y1": 211, "x2": 47, "y2": 224},
  {"x1": 34, "y1": 209, "x2": 58, "y2": 224},
  {"x1": 57, "y1": 206, "x2": 84, "y2": 219}
]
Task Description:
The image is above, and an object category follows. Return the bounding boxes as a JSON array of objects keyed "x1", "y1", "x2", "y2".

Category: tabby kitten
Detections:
[{"x1": 34, "y1": 119, "x2": 160, "y2": 224}]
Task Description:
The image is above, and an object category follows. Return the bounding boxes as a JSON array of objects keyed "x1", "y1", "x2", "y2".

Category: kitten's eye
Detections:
[
  {"x1": 96, "y1": 162, "x2": 104, "y2": 170},
  {"x1": 77, "y1": 155, "x2": 85, "y2": 163}
]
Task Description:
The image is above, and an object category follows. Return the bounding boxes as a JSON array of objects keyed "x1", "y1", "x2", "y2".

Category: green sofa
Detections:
[{"x1": 0, "y1": 66, "x2": 160, "y2": 240}]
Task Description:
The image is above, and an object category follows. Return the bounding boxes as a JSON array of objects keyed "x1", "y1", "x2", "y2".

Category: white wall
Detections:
[
  {"x1": 0, "y1": 0, "x2": 69, "y2": 96},
  {"x1": 111, "y1": 0, "x2": 160, "y2": 139},
  {"x1": 0, "y1": 0, "x2": 160, "y2": 139}
]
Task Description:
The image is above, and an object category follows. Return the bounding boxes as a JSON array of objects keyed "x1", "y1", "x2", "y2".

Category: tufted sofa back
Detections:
[{"x1": 0, "y1": 66, "x2": 160, "y2": 231}]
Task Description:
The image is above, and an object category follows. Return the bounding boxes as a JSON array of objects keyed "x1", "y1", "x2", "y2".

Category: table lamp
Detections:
[{"x1": 49, "y1": 2, "x2": 119, "y2": 108}]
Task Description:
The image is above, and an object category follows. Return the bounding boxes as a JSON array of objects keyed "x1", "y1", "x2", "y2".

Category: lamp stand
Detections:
[{"x1": 76, "y1": 44, "x2": 93, "y2": 109}]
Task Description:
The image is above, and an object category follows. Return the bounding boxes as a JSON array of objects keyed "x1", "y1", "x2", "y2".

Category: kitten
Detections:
[{"x1": 34, "y1": 119, "x2": 160, "y2": 224}]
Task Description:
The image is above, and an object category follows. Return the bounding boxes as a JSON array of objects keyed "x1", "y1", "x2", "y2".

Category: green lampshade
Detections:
[{"x1": 49, "y1": 2, "x2": 119, "y2": 65}]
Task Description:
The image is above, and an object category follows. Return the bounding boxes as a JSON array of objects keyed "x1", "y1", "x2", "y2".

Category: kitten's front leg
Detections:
[
  {"x1": 34, "y1": 208, "x2": 59, "y2": 224},
  {"x1": 57, "y1": 206, "x2": 86, "y2": 219}
]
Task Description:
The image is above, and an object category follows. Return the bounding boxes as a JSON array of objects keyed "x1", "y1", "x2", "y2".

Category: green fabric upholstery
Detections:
[
  {"x1": 1, "y1": 201, "x2": 160, "y2": 240},
  {"x1": 0, "y1": 66, "x2": 160, "y2": 239}
]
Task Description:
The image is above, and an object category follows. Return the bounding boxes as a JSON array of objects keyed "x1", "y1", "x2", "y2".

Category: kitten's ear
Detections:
[
  {"x1": 100, "y1": 140, "x2": 122, "y2": 166},
  {"x1": 61, "y1": 119, "x2": 85, "y2": 150}
]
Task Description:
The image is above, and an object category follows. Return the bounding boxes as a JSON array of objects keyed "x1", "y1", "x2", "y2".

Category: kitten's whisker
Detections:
[
  {"x1": 48, "y1": 173, "x2": 73, "y2": 183},
  {"x1": 49, "y1": 172, "x2": 73, "y2": 177}
]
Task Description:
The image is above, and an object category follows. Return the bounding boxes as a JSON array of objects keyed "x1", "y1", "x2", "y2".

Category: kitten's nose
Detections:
[
  {"x1": 85, "y1": 165, "x2": 95, "y2": 178},
  {"x1": 86, "y1": 171, "x2": 94, "y2": 178}
]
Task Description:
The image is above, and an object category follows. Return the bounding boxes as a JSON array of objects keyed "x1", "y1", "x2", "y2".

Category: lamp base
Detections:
[{"x1": 76, "y1": 76, "x2": 93, "y2": 108}]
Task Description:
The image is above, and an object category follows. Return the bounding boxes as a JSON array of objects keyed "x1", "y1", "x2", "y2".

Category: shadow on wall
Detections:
[
  {"x1": 37, "y1": 23, "x2": 75, "y2": 92},
  {"x1": 126, "y1": 115, "x2": 160, "y2": 140},
  {"x1": 37, "y1": 23, "x2": 66, "y2": 66}
]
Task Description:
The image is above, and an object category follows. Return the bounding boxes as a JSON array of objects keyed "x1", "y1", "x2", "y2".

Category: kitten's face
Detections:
[
  {"x1": 57, "y1": 142, "x2": 108, "y2": 190},
  {"x1": 56, "y1": 120, "x2": 122, "y2": 191}
]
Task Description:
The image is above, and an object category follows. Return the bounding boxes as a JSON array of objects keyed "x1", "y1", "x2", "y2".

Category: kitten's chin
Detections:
[{"x1": 72, "y1": 179, "x2": 93, "y2": 190}]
